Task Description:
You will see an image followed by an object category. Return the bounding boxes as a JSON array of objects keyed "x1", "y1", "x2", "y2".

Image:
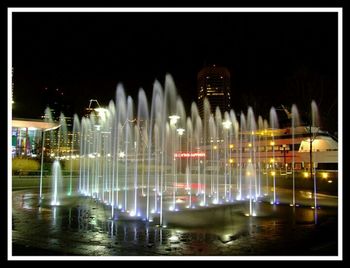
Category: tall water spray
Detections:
[
  {"x1": 68, "y1": 114, "x2": 80, "y2": 196},
  {"x1": 269, "y1": 107, "x2": 279, "y2": 204},
  {"x1": 263, "y1": 119, "x2": 269, "y2": 196},
  {"x1": 39, "y1": 107, "x2": 54, "y2": 203},
  {"x1": 58, "y1": 113, "x2": 68, "y2": 157},
  {"x1": 208, "y1": 115, "x2": 216, "y2": 200},
  {"x1": 186, "y1": 117, "x2": 193, "y2": 208},
  {"x1": 230, "y1": 110, "x2": 239, "y2": 200},
  {"x1": 51, "y1": 160, "x2": 62, "y2": 206},
  {"x1": 214, "y1": 108, "x2": 223, "y2": 204},
  {"x1": 238, "y1": 112, "x2": 247, "y2": 201},
  {"x1": 291, "y1": 104, "x2": 300, "y2": 206},
  {"x1": 222, "y1": 112, "x2": 232, "y2": 202},
  {"x1": 195, "y1": 117, "x2": 203, "y2": 205},
  {"x1": 247, "y1": 107, "x2": 258, "y2": 216},
  {"x1": 203, "y1": 98, "x2": 212, "y2": 205},
  {"x1": 257, "y1": 115, "x2": 264, "y2": 197},
  {"x1": 247, "y1": 107, "x2": 258, "y2": 200},
  {"x1": 114, "y1": 85, "x2": 126, "y2": 214},
  {"x1": 136, "y1": 89, "x2": 149, "y2": 218},
  {"x1": 311, "y1": 100, "x2": 320, "y2": 223},
  {"x1": 70, "y1": 75, "x2": 330, "y2": 225}
]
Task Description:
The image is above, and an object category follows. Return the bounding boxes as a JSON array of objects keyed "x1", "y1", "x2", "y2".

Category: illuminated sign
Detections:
[{"x1": 174, "y1": 152, "x2": 206, "y2": 158}]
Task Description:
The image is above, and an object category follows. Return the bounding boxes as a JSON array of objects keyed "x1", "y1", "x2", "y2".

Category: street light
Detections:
[
  {"x1": 222, "y1": 120, "x2": 232, "y2": 130},
  {"x1": 176, "y1": 128, "x2": 185, "y2": 136},
  {"x1": 169, "y1": 115, "x2": 180, "y2": 126},
  {"x1": 176, "y1": 127, "x2": 185, "y2": 191},
  {"x1": 280, "y1": 144, "x2": 289, "y2": 173},
  {"x1": 119, "y1": 151, "x2": 126, "y2": 159}
]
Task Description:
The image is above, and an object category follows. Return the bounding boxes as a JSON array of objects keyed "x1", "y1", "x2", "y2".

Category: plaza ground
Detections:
[{"x1": 10, "y1": 177, "x2": 339, "y2": 258}]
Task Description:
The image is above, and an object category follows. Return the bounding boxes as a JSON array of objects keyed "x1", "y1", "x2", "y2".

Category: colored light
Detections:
[{"x1": 174, "y1": 152, "x2": 206, "y2": 158}]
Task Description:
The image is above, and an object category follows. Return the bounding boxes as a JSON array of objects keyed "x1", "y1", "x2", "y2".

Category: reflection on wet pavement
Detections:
[{"x1": 12, "y1": 190, "x2": 338, "y2": 257}]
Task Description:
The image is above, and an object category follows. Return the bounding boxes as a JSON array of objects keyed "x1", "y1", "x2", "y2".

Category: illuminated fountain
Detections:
[
  {"x1": 37, "y1": 74, "x2": 334, "y2": 227},
  {"x1": 68, "y1": 114, "x2": 80, "y2": 196},
  {"x1": 237, "y1": 112, "x2": 246, "y2": 201},
  {"x1": 291, "y1": 104, "x2": 300, "y2": 207},
  {"x1": 38, "y1": 109, "x2": 68, "y2": 207},
  {"x1": 310, "y1": 100, "x2": 320, "y2": 223},
  {"x1": 222, "y1": 112, "x2": 232, "y2": 202},
  {"x1": 269, "y1": 107, "x2": 279, "y2": 205},
  {"x1": 39, "y1": 107, "x2": 55, "y2": 203},
  {"x1": 51, "y1": 160, "x2": 63, "y2": 206},
  {"x1": 75, "y1": 76, "x2": 270, "y2": 224}
]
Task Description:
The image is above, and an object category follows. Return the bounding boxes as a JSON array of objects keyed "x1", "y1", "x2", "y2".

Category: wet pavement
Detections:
[{"x1": 11, "y1": 189, "x2": 339, "y2": 258}]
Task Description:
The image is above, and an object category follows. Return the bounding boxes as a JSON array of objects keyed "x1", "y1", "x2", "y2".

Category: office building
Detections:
[{"x1": 197, "y1": 64, "x2": 231, "y2": 117}]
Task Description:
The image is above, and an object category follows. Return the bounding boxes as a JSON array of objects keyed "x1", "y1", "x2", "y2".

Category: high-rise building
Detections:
[{"x1": 197, "y1": 64, "x2": 231, "y2": 117}]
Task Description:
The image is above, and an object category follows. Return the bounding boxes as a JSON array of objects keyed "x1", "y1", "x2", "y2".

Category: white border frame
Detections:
[{"x1": 8, "y1": 7, "x2": 343, "y2": 261}]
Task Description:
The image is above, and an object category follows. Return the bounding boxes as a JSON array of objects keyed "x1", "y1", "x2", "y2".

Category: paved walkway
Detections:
[{"x1": 11, "y1": 189, "x2": 339, "y2": 258}]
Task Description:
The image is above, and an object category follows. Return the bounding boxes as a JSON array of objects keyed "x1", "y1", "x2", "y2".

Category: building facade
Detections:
[{"x1": 197, "y1": 64, "x2": 231, "y2": 117}]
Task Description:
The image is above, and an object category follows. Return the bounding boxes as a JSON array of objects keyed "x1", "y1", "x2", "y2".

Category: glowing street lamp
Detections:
[
  {"x1": 222, "y1": 120, "x2": 232, "y2": 130},
  {"x1": 176, "y1": 128, "x2": 185, "y2": 136},
  {"x1": 119, "y1": 151, "x2": 126, "y2": 159},
  {"x1": 169, "y1": 115, "x2": 180, "y2": 126}
]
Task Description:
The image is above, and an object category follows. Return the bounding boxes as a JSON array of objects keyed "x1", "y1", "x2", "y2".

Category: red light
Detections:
[{"x1": 174, "y1": 152, "x2": 206, "y2": 158}]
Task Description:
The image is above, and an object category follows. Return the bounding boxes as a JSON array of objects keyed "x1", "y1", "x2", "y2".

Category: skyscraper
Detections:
[{"x1": 197, "y1": 64, "x2": 231, "y2": 117}]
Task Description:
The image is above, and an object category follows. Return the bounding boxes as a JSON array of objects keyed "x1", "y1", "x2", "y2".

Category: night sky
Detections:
[{"x1": 12, "y1": 11, "x2": 339, "y2": 133}]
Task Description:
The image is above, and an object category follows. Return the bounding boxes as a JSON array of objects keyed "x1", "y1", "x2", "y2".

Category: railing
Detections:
[{"x1": 12, "y1": 170, "x2": 81, "y2": 177}]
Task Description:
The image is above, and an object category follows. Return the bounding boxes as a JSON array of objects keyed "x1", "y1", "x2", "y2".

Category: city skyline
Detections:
[{"x1": 12, "y1": 10, "x2": 338, "y2": 133}]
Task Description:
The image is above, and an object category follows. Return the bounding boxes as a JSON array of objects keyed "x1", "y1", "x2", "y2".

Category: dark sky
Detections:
[{"x1": 12, "y1": 11, "x2": 339, "y2": 133}]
